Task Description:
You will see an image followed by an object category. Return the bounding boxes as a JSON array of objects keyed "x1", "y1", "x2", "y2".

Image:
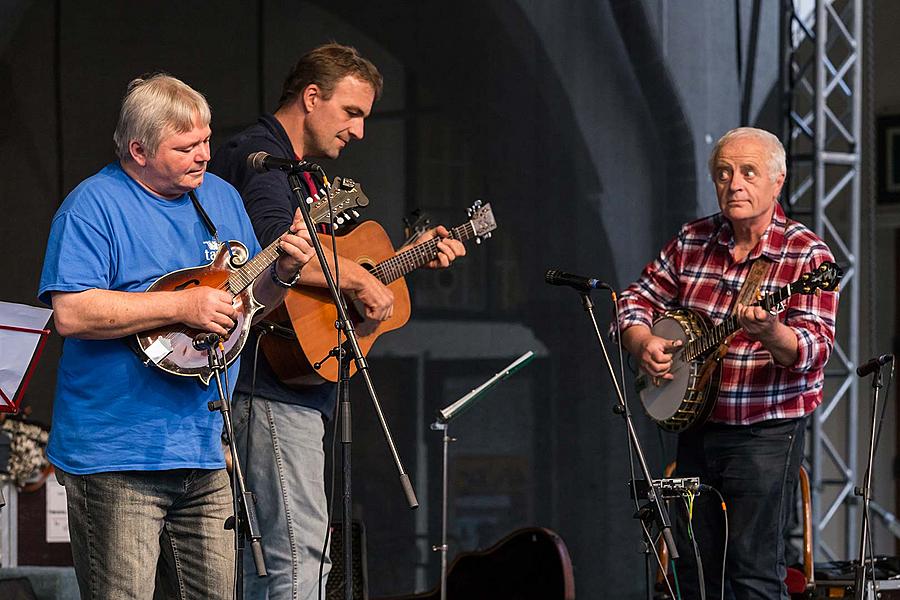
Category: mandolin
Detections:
[
  {"x1": 636, "y1": 261, "x2": 842, "y2": 432},
  {"x1": 134, "y1": 176, "x2": 369, "y2": 384},
  {"x1": 261, "y1": 201, "x2": 497, "y2": 385}
]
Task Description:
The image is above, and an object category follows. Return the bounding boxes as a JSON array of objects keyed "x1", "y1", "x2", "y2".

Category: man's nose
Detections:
[
  {"x1": 350, "y1": 119, "x2": 365, "y2": 140},
  {"x1": 196, "y1": 142, "x2": 211, "y2": 162}
]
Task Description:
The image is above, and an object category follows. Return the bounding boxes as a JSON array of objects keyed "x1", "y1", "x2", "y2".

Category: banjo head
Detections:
[{"x1": 637, "y1": 310, "x2": 711, "y2": 429}]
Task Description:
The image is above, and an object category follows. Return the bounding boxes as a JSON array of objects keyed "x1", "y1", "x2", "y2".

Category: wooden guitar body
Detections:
[
  {"x1": 262, "y1": 201, "x2": 498, "y2": 386},
  {"x1": 135, "y1": 241, "x2": 259, "y2": 385},
  {"x1": 262, "y1": 221, "x2": 411, "y2": 385}
]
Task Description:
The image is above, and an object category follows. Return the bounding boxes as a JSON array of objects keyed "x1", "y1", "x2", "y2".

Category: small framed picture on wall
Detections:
[{"x1": 878, "y1": 115, "x2": 900, "y2": 203}]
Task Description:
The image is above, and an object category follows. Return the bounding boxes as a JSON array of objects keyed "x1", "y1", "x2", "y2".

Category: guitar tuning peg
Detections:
[
  {"x1": 474, "y1": 199, "x2": 482, "y2": 208},
  {"x1": 484, "y1": 232, "x2": 491, "y2": 239},
  {"x1": 306, "y1": 197, "x2": 314, "y2": 204},
  {"x1": 476, "y1": 238, "x2": 482, "y2": 244},
  {"x1": 351, "y1": 210, "x2": 360, "y2": 218},
  {"x1": 332, "y1": 222, "x2": 340, "y2": 230},
  {"x1": 336, "y1": 216, "x2": 345, "y2": 225}
]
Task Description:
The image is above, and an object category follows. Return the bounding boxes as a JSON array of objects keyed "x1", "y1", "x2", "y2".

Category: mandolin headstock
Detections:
[{"x1": 309, "y1": 176, "x2": 370, "y2": 230}]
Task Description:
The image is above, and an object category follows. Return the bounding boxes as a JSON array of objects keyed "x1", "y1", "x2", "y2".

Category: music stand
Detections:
[
  {"x1": 430, "y1": 350, "x2": 535, "y2": 600},
  {"x1": 0, "y1": 301, "x2": 52, "y2": 414}
]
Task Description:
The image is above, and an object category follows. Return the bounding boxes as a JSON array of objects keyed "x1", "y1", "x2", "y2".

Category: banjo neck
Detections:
[{"x1": 683, "y1": 282, "x2": 794, "y2": 362}]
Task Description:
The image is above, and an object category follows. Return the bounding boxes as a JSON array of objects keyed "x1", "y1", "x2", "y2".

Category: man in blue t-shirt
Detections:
[
  {"x1": 209, "y1": 43, "x2": 465, "y2": 599},
  {"x1": 38, "y1": 74, "x2": 315, "y2": 600}
]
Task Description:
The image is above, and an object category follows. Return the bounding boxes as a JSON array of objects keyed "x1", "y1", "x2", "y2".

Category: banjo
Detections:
[{"x1": 636, "y1": 261, "x2": 842, "y2": 432}]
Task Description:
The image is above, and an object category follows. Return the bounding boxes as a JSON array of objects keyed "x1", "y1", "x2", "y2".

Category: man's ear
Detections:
[
  {"x1": 773, "y1": 171, "x2": 786, "y2": 199},
  {"x1": 129, "y1": 139, "x2": 149, "y2": 166},
  {"x1": 301, "y1": 84, "x2": 321, "y2": 113}
]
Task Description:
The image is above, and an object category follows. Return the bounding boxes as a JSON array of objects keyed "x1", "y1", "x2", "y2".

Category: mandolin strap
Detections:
[{"x1": 732, "y1": 259, "x2": 772, "y2": 314}]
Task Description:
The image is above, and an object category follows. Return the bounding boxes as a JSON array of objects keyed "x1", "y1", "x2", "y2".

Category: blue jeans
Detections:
[
  {"x1": 672, "y1": 418, "x2": 805, "y2": 600},
  {"x1": 233, "y1": 393, "x2": 330, "y2": 600},
  {"x1": 55, "y1": 467, "x2": 234, "y2": 600}
]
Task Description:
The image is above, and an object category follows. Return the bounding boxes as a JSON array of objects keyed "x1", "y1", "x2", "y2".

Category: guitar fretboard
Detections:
[
  {"x1": 683, "y1": 282, "x2": 793, "y2": 361},
  {"x1": 370, "y1": 222, "x2": 476, "y2": 284}
]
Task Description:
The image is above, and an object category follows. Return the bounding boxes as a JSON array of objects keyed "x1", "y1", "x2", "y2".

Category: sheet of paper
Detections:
[
  {"x1": 45, "y1": 471, "x2": 70, "y2": 543},
  {"x1": 0, "y1": 301, "x2": 53, "y2": 404}
]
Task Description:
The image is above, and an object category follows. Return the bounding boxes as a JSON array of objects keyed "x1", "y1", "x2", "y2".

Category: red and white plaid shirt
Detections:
[{"x1": 617, "y1": 203, "x2": 838, "y2": 425}]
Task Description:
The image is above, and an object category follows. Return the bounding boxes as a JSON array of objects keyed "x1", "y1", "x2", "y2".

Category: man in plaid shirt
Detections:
[{"x1": 619, "y1": 127, "x2": 838, "y2": 599}]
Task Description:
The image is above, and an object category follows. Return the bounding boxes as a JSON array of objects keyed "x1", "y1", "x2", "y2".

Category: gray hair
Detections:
[
  {"x1": 708, "y1": 127, "x2": 786, "y2": 182},
  {"x1": 113, "y1": 73, "x2": 211, "y2": 161}
]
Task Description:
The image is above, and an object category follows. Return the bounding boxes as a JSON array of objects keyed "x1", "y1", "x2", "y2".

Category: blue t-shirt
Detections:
[{"x1": 38, "y1": 163, "x2": 262, "y2": 475}]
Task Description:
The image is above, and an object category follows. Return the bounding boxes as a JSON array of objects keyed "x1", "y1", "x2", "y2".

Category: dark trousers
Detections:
[{"x1": 671, "y1": 418, "x2": 805, "y2": 600}]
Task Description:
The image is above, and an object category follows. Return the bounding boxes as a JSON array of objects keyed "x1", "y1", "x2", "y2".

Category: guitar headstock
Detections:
[
  {"x1": 309, "y1": 176, "x2": 371, "y2": 229},
  {"x1": 467, "y1": 200, "x2": 497, "y2": 244},
  {"x1": 795, "y1": 261, "x2": 843, "y2": 295}
]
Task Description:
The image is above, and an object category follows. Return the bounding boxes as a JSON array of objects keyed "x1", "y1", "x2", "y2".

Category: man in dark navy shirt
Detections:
[{"x1": 209, "y1": 43, "x2": 464, "y2": 599}]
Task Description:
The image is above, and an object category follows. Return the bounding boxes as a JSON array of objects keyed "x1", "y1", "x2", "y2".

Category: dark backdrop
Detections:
[{"x1": 0, "y1": 1, "x2": 782, "y2": 597}]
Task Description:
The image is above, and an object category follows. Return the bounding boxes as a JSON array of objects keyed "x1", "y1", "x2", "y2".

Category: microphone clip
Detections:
[{"x1": 192, "y1": 332, "x2": 221, "y2": 350}]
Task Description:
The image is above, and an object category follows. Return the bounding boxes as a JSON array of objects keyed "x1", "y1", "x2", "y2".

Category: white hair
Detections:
[
  {"x1": 708, "y1": 127, "x2": 786, "y2": 182},
  {"x1": 113, "y1": 73, "x2": 211, "y2": 160}
]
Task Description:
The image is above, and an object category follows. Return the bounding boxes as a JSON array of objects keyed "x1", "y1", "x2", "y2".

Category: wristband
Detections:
[{"x1": 270, "y1": 262, "x2": 300, "y2": 288}]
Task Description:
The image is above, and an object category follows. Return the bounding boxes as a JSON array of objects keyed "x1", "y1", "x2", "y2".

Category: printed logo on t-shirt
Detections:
[{"x1": 203, "y1": 239, "x2": 219, "y2": 262}]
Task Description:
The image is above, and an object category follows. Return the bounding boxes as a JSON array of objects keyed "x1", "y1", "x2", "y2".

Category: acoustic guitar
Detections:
[
  {"x1": 636, "y1": 261, "x2": 842, "y2": 432},
  {"x1": 261, "y1": 201, "x2": 497, "y2": 385},
  {"x1": 134, "y1": 176, "x2": 369, "y2": 384}
]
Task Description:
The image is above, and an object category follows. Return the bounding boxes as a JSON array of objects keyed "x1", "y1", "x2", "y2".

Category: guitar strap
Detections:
[{"x1": 732, "y1": 258, "x2": 773, "y2": 314}]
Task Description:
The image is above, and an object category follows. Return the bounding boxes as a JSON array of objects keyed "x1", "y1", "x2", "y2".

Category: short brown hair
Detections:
[{"x1": 278, "y1": 43, "x2": 383, "y2": 109}]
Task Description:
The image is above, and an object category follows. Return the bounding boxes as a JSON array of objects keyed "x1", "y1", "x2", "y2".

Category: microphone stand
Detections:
[
  {"x1": 430, "y1": 351, "x2": 535, "y2": 600},
  {"x1": 198, "y1": 335, "x2": 266, "y2": 600},
  {"x1": 575, "y1": 290, "x2": 679, "y2": 564},
  {"x1": 854, "y1": 363, "x2": 887, "y2": 600},
  {"x1": 287, "y1": 170, "x2": 418, "y2": 600}
]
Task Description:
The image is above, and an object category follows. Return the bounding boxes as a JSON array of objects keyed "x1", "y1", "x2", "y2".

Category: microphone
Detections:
[
  {"x1": 544, "y1": 269, "x2": 610, "y2": 292},
  {"x1": 856, "y1": 353, "x2": 894, "y2": 378},
  {"x1": 192, "y1": 332, "x2": 221, "y2": 350},
  {"x1": 246, "y1": 151, "x2": 320, "y2": 174}
]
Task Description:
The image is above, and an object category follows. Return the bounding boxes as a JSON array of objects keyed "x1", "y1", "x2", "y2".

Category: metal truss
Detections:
[{"x1": 781, "y1": 0, "x2": 862, "y2": 560}]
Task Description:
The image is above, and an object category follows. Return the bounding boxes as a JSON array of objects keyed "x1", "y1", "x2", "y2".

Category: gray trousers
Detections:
[
  {"x1": 233, "y1": 394, "x2": 330, "y2": 600},
  {"x1": 56, "y1": 467, "x2": 234, "y2": 600}
]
